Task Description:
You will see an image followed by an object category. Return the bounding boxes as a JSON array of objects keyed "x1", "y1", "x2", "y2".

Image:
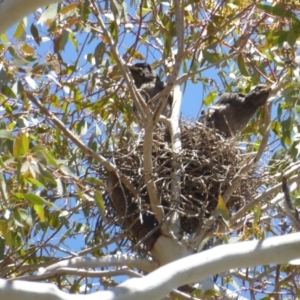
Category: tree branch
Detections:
[
  {"x1": 37, "y1": 254, "x2": 158, "y2": 277},
  {"x1": 90, "y1": 1, "x2": 147, "y2": 127},
  {"x1": 230, "y1": 173, "x2": 300, "y2": 226},
  {"x1": 2, "y1": 233, "x2": 300, "y2": 300},
  {"x1": 143, "y1": 123, "x2": 165, "y2": 223},
  {"x1": 165, "y1": 84, "x2": 182, "y2": 235},
  {"x1": 16, "y1": 268, "x2": 142, "y2": 282},
  {"x1": 27, "y1": 93, "x2": 138, "y2": 197}
]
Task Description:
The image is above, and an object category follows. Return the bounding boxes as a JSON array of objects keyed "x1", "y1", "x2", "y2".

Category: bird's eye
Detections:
[{"x1": 254, "y1": 86, "x2": 261, "y2": 92}]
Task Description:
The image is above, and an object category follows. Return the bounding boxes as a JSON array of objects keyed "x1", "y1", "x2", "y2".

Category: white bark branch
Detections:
[
  {"x1": 37, "y1": 255, "x2": 158, "y2": 277},
  {"x1": 2, "y1": 233, "x2": 300, "y2": 300},
  {"x1": 17, "y1": 268, "x2": 142, "y2": 281},
  {"x1": 0, "y1": 0, "x2": 60, "y2": 34},
  {"x1": 0, "y1": 236, "x2": 125, "y2": 277},
  {"x1": 73, "y1": 233, "x2": 300, "y2": 300},
  {"x1": 143, "y1": 122, "x2": 165, "y2": 223},
  {"x1": 166, "y1": 84, "x2": 182, "y2": 235}
]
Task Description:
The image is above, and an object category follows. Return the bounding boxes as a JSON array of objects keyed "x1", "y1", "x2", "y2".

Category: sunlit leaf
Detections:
[
  {"x1": 60, "y1": 2, "x2": 79, "y2": 14},
  {"x1": 32, "y1": 146, "x2": 59, "y2": 168},
  {"x1": 126, "y1": 48, "x2": 145, "y2": 60},
  {"x1": 84, "y1": 177, "x2": 105, "y2": 187},
  {"x1": 16, "y1": 116, "x2": 29, "y2": 128},
  {"x1": 21, "y1": 44, "x2": 35, "y2": 55},
  {"x1": 15, "y1": 208, "x2": 32, "y2": 228},
  {"x1": 76, "y1": 119, "x2": 88, "y2": 136},
  {"x1": 94, "y1": 190, "x2": 106, "y2": 221},
  {"x1": 13, "y1": 130, "x2": 29, "y2": 158},
  {"x1": 111, "y1": 0, "x2": 125, "y2": 23},
  {"x1": 203, "y1": 290, "x2": 221, "y2": 297},
  {"x1": 256, "y1": 4, "x2": 297, "y2": 19},
  {"x1": 56, "y1": 178, "x2": 64, "y2": 196},
  {"x1": 109, "y1": 21, "x2": 118, "y2": 41},
  {"x1": 14, "y1": 21, "x2": 25, "y2": 39},
  {"x1": 25, "y1": 193, "x2": 51, "y2": 206},
  {"x1": 254, "y1": 204, "x2": 261, "y2": 225},
  {"x1": 37, "y1": 164, "x2": 57, "y2": 185},
  {"x1": 38, "y1": 4, "x2": 59, "y2": 24},
  {"x1": 20, "y1": 161, "x2": 30, "y2": 174},
  {"x1": 87, "y1": 135, "x2": 97, "y2": 153},
  {"x1": 0, "y1": 33, "x2": 8, "y2": 43},
  {"x1": 69, "y1": 32, "x2": 78, "y2": 52},
  {"x1": 60, "y1": 165, "x2": 78, "y2": 179},
  {"x1": 58, "y1": 30, "x2": 69, "y2": 52},
  {"x1": 24, "y1": 178, "x2": 46, "y2": 189},
  {"x1": 0, "y1": 67, "x2": 9, "y2": 90},
  {"x1": 281, "y1": 117, "x2": 292, "y2": 146},
  {"x1": 50, "y1": 94, "x2": 60, "y2": 108},
  {"x1": 0, "y1": 130, "x2": 15, "y2": 140},
  {"x1": 0, "y1": 220, "x2": 7, "y2": 236},
  {"x1": 237, "y1": 55, "x2": 249, "y2": 76},
  {"x1": 203, "y1": 50, "x2": 220, "y2": 63},
  {"x1": 1, "y1": 85, "x2": 17, "y2": 98},
  {"x1": 33, "y1": 204, "x2": 45, "y2": 222},
  {"x1": 203, "y1": 90, "x2": 217, "y2": 106},
  {"x1": 5, "y1": 230, "x2": 14, "y2": 247},
  {"x1": 24, "y1": 76, "x2": 38, "y2": 90},
  {"x1": 217, "y1": 194, "x2": 230, "y2": 223}
]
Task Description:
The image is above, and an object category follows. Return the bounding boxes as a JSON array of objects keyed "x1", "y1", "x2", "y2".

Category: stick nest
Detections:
[{"x1": 105, "y1": 122, "x2": 265, "y2": 238}]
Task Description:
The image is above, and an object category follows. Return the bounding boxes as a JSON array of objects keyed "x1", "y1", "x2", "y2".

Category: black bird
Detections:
[
  {"x1": 200, "y1": 84, "x2": 271, "y2": 137},
  {"x1": 128, "y1": 63, "x2": 173, "y2": 118},
  {"x1": 128, "y1": 63, "x2": 157, "y2": 88}
]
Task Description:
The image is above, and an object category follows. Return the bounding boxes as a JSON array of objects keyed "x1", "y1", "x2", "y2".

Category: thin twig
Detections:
[{"x1": 231, "y1": 174, "x2": 300, "y2": 226}]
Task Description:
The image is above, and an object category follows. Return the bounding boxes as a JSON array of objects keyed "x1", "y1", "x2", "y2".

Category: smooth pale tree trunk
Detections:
[
  {"x1": 0, "y1": 233, "x2": 300, "y2": 300},
  {"x1": 0, "y1": 0, "x2": 60, "y2": 34}
]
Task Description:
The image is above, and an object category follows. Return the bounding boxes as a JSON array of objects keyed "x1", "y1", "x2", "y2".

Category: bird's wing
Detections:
[{"x1": 216, "y1": 92, "x2": 245, "y2": 105}]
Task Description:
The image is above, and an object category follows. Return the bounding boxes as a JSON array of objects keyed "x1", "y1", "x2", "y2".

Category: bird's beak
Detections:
[
  {"x1": 127, "y1": 64, "x2": 141, "y2": 71},
  {"x1": 251, "y1": 85, "x2": 272, "y2": 93},
  {"x1": 262, "y1": 86, "x2": 272, "y2": 93}
]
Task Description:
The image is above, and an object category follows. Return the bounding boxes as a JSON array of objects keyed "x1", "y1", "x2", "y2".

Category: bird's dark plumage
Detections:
[
  {"x1": 128, "y1": 63, "x2": 157, "y2": 88},
  {"x1": 200, "y1": 84, "x2": 271, "y2": 137},
  {"x1": 128, "y1": 63, "x2": 173, "y2": 118}
]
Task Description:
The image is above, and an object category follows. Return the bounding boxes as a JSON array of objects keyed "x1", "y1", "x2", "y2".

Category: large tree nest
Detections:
[{"x1": 104, "y1": 122, "x2": 265, "y2": 250}]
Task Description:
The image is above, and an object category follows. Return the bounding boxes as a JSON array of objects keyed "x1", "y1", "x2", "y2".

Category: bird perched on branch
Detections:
[
  {"x1": 128, "y1": 63, "x2": 173, "y2": 118},
  {"x1": 199, "y1": 84, "x2": 271, "y2": 137}
]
